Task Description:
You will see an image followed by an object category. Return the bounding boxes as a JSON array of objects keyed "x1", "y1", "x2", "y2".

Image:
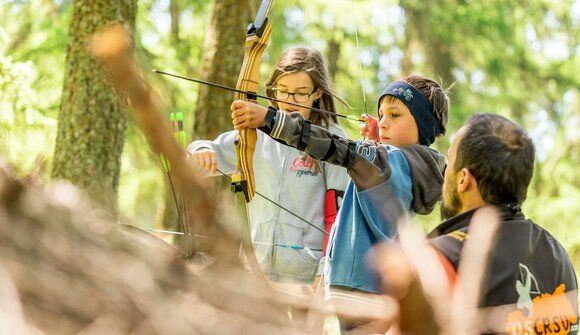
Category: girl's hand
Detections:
[
  {"x1": 359, "y1": 114, "x2": 379, "y2": 142},
  {"x1": 189, "y1": 148, "x2": 217, "y2": 174},
  {"x1": 231, "y1": 100, "x2": 268, "y2": 130}
]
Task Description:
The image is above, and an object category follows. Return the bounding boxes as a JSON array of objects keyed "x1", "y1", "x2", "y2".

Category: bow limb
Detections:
[{"x1": 118, "y1": 223, "x2": 188, "y2": 258}]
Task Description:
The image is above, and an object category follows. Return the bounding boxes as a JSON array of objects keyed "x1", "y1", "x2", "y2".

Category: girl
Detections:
[{"x1": 187, "y1": 48, "x2": 349, "y2": 284}]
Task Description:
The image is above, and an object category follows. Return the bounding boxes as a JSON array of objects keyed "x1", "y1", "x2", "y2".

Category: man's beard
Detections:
[{"x1": 440, "y1": 187, "x2": 461, "y2": 220}]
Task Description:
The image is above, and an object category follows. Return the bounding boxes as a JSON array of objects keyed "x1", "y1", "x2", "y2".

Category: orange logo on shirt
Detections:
[{"x1": 505, "y1": 283, "x2": 578, "y2": 334}]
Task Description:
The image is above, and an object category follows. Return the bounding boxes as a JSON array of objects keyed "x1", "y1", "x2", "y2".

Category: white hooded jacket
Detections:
[{"x1": 187, "y1": 123, "x2": 349, "y2": 283}]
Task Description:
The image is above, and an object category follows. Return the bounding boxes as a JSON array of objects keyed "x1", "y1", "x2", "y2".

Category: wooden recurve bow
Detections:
[{"x1": 231, "y1": 0, "x2": 274, "y2": 274}]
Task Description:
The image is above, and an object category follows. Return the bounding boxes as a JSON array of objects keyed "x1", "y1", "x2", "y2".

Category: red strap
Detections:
[
  {"x1": 323, "y1": 189, "x2": 339, "y2": 255},
  {"x1": 436, "y1": 250, "x2": 458, "y2": 287}
]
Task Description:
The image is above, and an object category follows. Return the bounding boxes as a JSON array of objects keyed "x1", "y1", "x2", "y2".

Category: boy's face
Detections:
[{"x1": 377, "y1": 97, "x2": 419, "y2": 147}]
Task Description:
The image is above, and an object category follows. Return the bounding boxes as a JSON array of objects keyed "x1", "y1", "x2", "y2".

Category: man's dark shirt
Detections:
[{"x1": 429, "y1": 205, "x2": 579, "y2": 334}]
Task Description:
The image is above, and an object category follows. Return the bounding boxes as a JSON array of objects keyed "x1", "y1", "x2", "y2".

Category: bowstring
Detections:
[
  {"x1": 352, "y1": 0, "x2": 370, "y2": 140},
  {"x1": 215, "y1": 168, "x2": 327, "y2": 236}
]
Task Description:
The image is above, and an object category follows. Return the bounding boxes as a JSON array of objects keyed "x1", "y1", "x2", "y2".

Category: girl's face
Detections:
[
  {"x1": 377, "y1": 97, "x2": 419, "y2": 147},
  {"x1": 273, "y1": 71, "x2": 322, "y2": 119}
]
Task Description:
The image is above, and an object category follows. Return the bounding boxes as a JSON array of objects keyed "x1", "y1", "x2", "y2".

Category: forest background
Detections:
[{"x1": 1, "y1": 0, "x2": 579, "y2": 281}]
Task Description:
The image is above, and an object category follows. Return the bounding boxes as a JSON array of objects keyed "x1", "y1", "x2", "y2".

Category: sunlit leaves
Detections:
[{"x1": 1, "y1": 0, "x2": 578, "y2": 255}]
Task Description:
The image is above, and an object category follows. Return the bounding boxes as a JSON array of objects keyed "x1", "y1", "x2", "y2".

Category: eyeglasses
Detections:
[{"x1": 272, "y1": 88, "x2": 317, "y2": 103}]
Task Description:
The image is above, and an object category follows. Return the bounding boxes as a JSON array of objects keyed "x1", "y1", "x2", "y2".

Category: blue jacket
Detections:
[
  {"x1": 327, "y1": 144, "x2": 413, "y2": 293},
  {"x1": 262, "y1": 109, "x2": 446, "y2": 293}
]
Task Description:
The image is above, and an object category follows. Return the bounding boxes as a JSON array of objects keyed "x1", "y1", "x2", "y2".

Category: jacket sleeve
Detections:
[
  {"x1": 321, "y1": 125, "x2": 350, "y2": 255},
  {"x1": 399, "y1": 145, "x2": 445, "y2": 215},
  {"x1": 263, "y1": 109, "x2": 392, "y2": 191},
  {"x1": 185, "y1": 130, "x2": 238, "y2": 175}
]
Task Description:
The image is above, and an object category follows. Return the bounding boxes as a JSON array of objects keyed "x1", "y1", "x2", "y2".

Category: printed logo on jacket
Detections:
[
  {"x1": 290, "y1": 155, "x2": 320, "y2": 177},
  {"x1": 505, "y1": 264, "x2": 578, "y2": 334}
]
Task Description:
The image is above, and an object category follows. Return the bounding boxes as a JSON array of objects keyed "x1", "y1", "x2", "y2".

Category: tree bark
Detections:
[
  {"x1": 170, "y1": 0, "x2": 180, "y2": 44},
  {"x1": 52, "y1": 0, "x2": 137, "y2": 212},
  {"x1": 326, "y1": 34, "x2": 341, "y2": 83},
  {"x1": 193, "y1": 0, "x2": 261, "y2": 140},
  {"x1": 402, "y1": 3, "x2": 454, "y2": 85}
]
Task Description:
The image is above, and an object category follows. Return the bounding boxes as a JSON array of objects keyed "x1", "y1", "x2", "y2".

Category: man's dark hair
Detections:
[{"x1": 454, "y1": 113, "x2": 535, "y2": 205}]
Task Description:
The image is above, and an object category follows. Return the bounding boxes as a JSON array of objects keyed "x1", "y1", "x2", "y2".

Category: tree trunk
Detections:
[
  {"x1": 170, "y1": 0, "x2": 180, "y2": 44},
  {"x1": 52, "y1": 0, "x2": 137, "y2": 213},
  {"x1": 402, "y1": 3, "x2": 454, "y2": 85},
  {"x1": 326, "y1": 34, "x2": 341, "y2": 83},
  {"x1": 192, "y1": 0, "x2": 261, "y2": 140}
]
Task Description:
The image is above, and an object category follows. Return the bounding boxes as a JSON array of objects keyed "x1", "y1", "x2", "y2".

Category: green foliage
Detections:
[
  {"x1": 2, "y1": 0, "x2": 579, "y2": 280},
  {"x1": 0, "y1": 27, "x2": 58, "y2": 178},
  {"x1": 118, "y1": 122, "x2": 165, "y2": 225}
]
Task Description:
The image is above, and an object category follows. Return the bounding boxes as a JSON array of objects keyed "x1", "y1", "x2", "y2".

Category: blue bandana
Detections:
[{"x1": 378, "y1": 81, "x2": 440, "y2": 146}]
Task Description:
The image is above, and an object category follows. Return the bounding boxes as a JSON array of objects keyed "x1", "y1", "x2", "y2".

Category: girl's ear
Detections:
[{"x1": 312, "y1": 88, "x2": 323, "y2": 101}]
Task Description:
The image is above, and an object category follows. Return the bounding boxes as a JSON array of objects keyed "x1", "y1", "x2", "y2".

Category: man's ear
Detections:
[{"x1": 457, "y1": 168, "x2": 475, "y2": 193}]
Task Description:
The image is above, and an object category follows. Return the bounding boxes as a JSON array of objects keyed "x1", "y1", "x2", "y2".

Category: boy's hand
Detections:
[
  {"x1": 231, "y1": 100, "x2": 268, "y2": 130},
  {"x1": 189, "y1": 149, "x2": 217, "y2": 174},
  {"x1": 359, "y1": 114, "x2": 379, "y2": 141}
]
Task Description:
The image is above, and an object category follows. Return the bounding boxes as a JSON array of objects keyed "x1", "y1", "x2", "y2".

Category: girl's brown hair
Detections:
[{"x1": 264, "y1": 48, "x2": 345, "y2": 128}]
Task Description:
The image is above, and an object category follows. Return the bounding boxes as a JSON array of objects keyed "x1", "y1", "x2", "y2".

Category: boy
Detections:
[{"x1": 231, "y1": 75, "x2": 449, "y2": 330}]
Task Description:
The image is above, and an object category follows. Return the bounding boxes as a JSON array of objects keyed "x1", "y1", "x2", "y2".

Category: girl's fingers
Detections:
[
  {"x1": 233, "y1": 118, "x2": 247, "y2": 130},
  {"x1": 231, "y1": 106, "x2": 250, "y2": 127},
  {"x1": 231, "y1": 108, "x2": 244, "y2": 119},
  {"x1": 199, "y1": 152, "x2": 210, "y2": 170},
  {"x1": 231, "y1": 103, "x2": 265, "y2": 129},
  {"x1": 230, "y1": 99, "x2": 245, "y2": 111},
  {"x1": 192, "y1": 152, "x2": 206, "y2": 171},
  {"x1": 233, "y1": 115, "x2": 259, "y2": 129},
  {"x1": 207, "y1": 153, "x2": 217, "y2": 174},
  {"x1": 232, "y1": 115, "x2": 245, "y2": 128},
  {"x1": 191, "y1": 150, "x2": 217, "y2": 173},
  {"x1": 192, "y1": 153, "x2": 201, "y2": 167}
]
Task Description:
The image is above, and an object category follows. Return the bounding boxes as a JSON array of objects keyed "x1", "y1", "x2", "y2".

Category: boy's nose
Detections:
[{"x1": 378, "y1": 118, "x2": 389, "y2": 128}]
